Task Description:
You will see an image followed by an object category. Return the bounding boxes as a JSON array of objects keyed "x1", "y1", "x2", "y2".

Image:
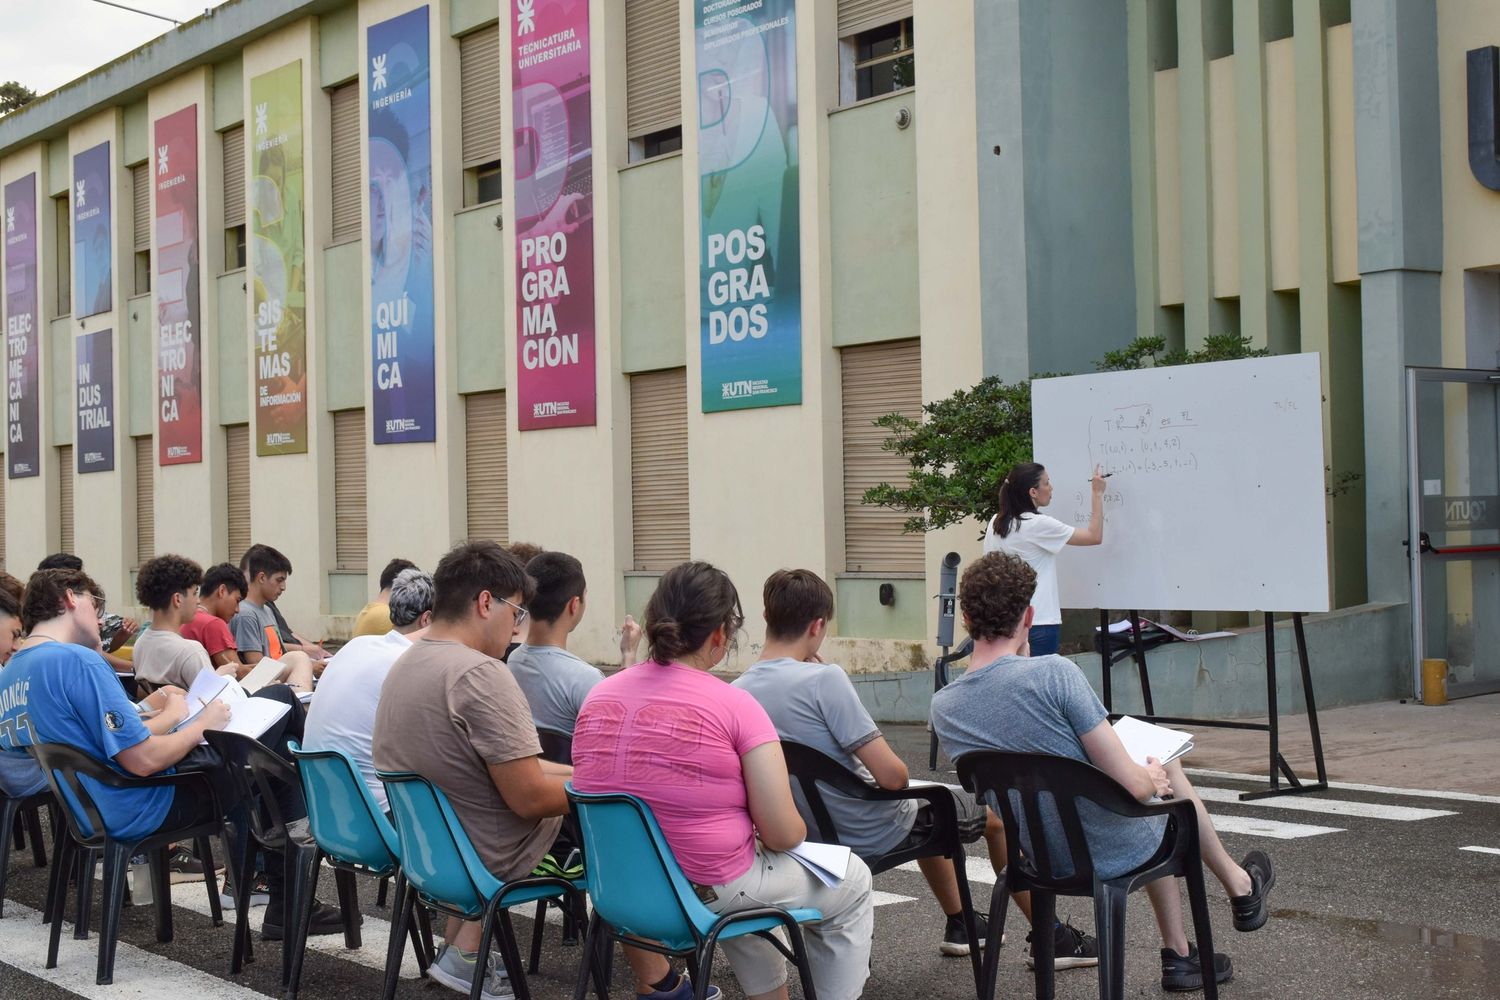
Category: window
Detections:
[
  {"x1": 221, "y1": 124, "x2": 246, "y2": 270},
  {"x1": 332, "y1": 409, "x2": 367, "y2": 570},
  {"x1": 626, "y1": 0, "x2": 681, "y2": 160},
  {"x1": 329, "y1": 82, "x2": 361, "y2": 244},
  {"x1": 225, "y1": 226, "x2": 246, "y2": 271},
  {"x1": 135, "y1": 435, "x2": 154, "y2": 566},
  {"x1": 225, "y1": 423, "x2": 250, "y2": 562},
  {"x1": 53, "y1": 195, "x2": 71, "y2": 316},
  {"x1": 473, "y1": 161, "x2": 503, "y2": 206},
  {"x1": 460, "y1": 25, "x2": 503, "y2": 207},
  {"x1": 631, "y1": 126, "x2": 682, "y2": 163},
  {"x1": 629, "y1": 369, "x2": 689, "y2": 570},
  {"x1": 465, "y1": 392, "x2": 508, "y2": 544},
  {"x1": 852, "y1": 18, "x2": 914, "y2": 102},
  {"x1": 841, "y1": 340, "x2": 923, "y2": 573},
  {"x1": 131, "y1": 163, "x2": 151, "y2": 295}
]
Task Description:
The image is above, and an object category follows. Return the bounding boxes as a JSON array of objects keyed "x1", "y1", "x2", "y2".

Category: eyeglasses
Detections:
[
  {"x1": 495, "y1": 594, "x2": 529, "y2": 628},
  {"x1": 73, "y1": 591, "x2": 105, "y2": 618}
]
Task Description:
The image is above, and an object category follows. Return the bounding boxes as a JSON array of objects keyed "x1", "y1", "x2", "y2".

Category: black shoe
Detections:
[
  {"x1": 167, "y1": 844, "x2": 220, "y2": 885},
  {"x1": 261, "y1": 899, "x2": 356, "y2": 941},
  {"x1": 1161, "y1": 942, "x2": 1233, "y2": 992},
  {"x1": 939, "y1": 912, "x2": 990, "y2": 957},
  {"x1": 1026, "y1": 920, "x2": 1099, "y2": 970},
  {"x1": 1230, "y1": 850, "x2": 1275, "y2": 931}
]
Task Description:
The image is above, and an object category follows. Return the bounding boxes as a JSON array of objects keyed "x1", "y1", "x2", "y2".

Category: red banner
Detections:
[{"x1": 154, "y1": 105, "x2": 202, "y2": 464}]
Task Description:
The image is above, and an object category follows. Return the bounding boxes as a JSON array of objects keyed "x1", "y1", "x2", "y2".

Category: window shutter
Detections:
[
  {"x1": 460, "y1": 25, "x2": 502, "y2": 167},
  {"x1": 842, "y1": 340, "x2": 922, "y2": 573},
  {"x1": 135, "y1": 436, "x2": 154, "y2": 565},
  {"x1": 225, "y1": 423, "x2": 250, "y2": 563},
  {"x1": 58, "y1": 446, "x2": 74, "y2": 555},
  {"x1": 333, "y1": 409, "x2": 368, "y2": 570},
  {"x1": 465, "y1": 392, "x2": 508, "y2": 544},
  {"x1": 838, "y1": 0, "x2": 912, "y2": 37},
  {"x1": 222, "y1": 125, "x2": 245, "y2": 229},
  {"x1": 131, "y1": 164, "x2": 151, "y2": 252},
  {"x1": 629, "y1": 369, "x2": 689, "y2": 571},
  {"x1": 329, "y1": 82, "x2": 361, "y2": 244},
  {"x1": 626, "y1": 0, "x2": 681, "y2": 138}
]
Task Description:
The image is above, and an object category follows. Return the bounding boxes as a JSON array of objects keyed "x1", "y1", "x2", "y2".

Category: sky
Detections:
[{"x1": 1, "y1": 0, "x2": 232, "y2": 99}]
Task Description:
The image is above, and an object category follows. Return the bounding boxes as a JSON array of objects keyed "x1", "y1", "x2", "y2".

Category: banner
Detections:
[
  {"x1": 76, "y1": 329, "x2": 114, "y2": 473},
  {"x1": 512, "y1": 0, "x2": 597, "y2": 430},
  {"x1": 250, "y1": 61, "x2": 308, "y2": 456},
  {"x1": 73, "y1": 142, "x2": 113, "y2": 319},
  {"x1": 696, "y1": 0, "x2": 802, "y2": 412},
  {"x1": 369, "y1": 7, "x2": 436, "y2": 444},
  {"x1": 4, "y1": 174, "x2": 40, "y2": 478},
  {"x1": 154, "y1": 105, "x2": 202, "y2": 465}
]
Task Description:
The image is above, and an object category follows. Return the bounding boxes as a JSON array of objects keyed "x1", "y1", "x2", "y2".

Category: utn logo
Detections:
[
  {"x1": 516, "y1": 0, "x2": 536, "y2": 36},
  {"x1": 255, "y1": 102, "x2": 269, "y2": 136},
  {"x1": 157, "y1": 144, "x2": 169, "y2": 175},
  {"x1": 75, "y1": 180, "x2": 86, "y2": 208},
  {"x1": 5, "y1": 207, "x2": 13, "y2": 233},
  {"x1": 722, "y1": 380, "x2": 757, "y2": 399},
  {"x1": 372, "y1": 53, "x2": 388, "y2": 91}
]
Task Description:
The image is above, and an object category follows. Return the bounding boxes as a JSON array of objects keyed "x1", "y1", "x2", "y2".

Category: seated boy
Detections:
[
  {"x1": 227, "y1": 545, "x2": 316, "y2": 690},
  {"x1": 504, "y1": 551, "x2": 603, "y2": 737}
]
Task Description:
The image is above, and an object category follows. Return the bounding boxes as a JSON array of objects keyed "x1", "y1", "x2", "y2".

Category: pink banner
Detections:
[
  {"x1": 154, "y1": 105, "x2": 202, "y2": 464},
  {"x1": 512, "y1": 0, "x2": 596, "y2": 430}
]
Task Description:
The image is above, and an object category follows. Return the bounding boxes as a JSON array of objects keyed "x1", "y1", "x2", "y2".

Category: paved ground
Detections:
[{"x1": 2, "y1": 701, "x2": 1498, "y2": 1000}]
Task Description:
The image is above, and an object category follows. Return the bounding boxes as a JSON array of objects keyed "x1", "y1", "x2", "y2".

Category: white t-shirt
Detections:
[
  {"x1": 132, "y1": 625, "x2": 215, "y2": 689},
  {"x1": 302, "y1": 629, "x2": 412, "y2": 811},
  {"x1": 983, "y1": 512, "x2": 1075, "y2": 625}
]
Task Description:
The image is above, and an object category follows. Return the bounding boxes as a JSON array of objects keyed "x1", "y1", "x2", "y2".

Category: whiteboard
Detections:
[{"x1": 1030, "y1": 353, "x2": 1330, "y2": 613}]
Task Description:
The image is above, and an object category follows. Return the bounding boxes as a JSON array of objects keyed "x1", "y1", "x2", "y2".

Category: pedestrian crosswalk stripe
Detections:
[
  {"x1": 1208, "y1": 814, "x2": 1343, "y2": 839},
  {"x1": 1184, "y1": 768, "x2": 1500, "y2": 806},
  {"x1": 891, "y1": 860, "x2": 996, "y2": 886},
  {"x1": 1459, "y1": 845, "x2": 1500, "y2": 856},
  {"x1": 871, "y1": 890, "x2": 917, "y2": 907},
  {"x1": 1194, "y1": 786, "x2": 1457, "y2": 822}
]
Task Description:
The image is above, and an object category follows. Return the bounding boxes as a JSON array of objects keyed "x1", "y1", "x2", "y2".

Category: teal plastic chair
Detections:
[
  {"x1": 566, "y1": 785, "x2": 822, "y2": 1000},
  {"x1": 286, "y1": 742, "x2": 434, "y2": 1000},
  {"x1": 378, "y1": 769, "x2": 586, "y2": 1000}
]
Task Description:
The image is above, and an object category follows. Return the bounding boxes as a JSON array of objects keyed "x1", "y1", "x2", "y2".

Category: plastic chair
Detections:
[
  {"x1": 287, "y1": 741, "x2": 434, "y2": 1000},
  {"x1": 378, "y1": 768, "x2": 584, "y2": 1000},
  {"x1": 567, "y1": 786, "x2": 822, "y2": 1000},
  {"x1": 27, "y1": 742, "x2": 227, "y2": 985},
  {"x1": 1, "y1": 787, "x2": 53, "y2": 918},
  {"x1": 527, "y1": 726, "x2": 585, "y2": 971},
  {"x1": 781, "y1": 739, "x2": 986, "y2": 997},
  {"x1": 956, "y1": 751, "x2": 1220, "y2": 1000}
]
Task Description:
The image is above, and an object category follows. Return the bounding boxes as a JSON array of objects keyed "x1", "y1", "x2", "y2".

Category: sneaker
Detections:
[
  {"x1": 262, "y1": 899, "x2": 355, "y2": 942},
  {"x1": 939, "y1": 912, "x2": 990, "y2": 957},
  {"x1": 1230, "y1": 850, "x2": 1275, "y2": 932},
  {"x1": 639, "y1": 971, "x2": 723, "y2": 1000},
  {"x1": 1161, "y1": 942, "x2": 1233, "y2": 992},
  {"x1": 220, "y1": 872, "x2": 271, "y2": 908},
  {"x1": 1025, "y1": 920, "x2": 1099, "y2": 970},
  {"x1": 167, "y1": 844, "x2": 220, "y2": 885},
  {"x1": 427, "y1": 944, "x2": 514, "y2": 1000}
]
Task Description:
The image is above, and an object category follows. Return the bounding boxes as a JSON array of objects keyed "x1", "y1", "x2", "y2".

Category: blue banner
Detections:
[
  {"x1": 73, "y1": 142, "x2": 113, "y2": 319},
  {"x1": 76, "y1": 329, "x2": 114, "y2": 473},
  {"x1": 368, "y1": 6, "x2": 435, "y2": 443}
]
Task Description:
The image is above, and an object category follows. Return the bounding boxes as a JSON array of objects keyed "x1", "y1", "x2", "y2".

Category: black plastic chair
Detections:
[
  {"x1": 1, "y1": 787, "x2": 54, "y2": 917},
  {"x1": 956, "y1": 751, "x2": 1219, "y2": 1000},
  {"x1": 27, "y1": 742, "x2": 227, "y2": 985},
  {"x1": 205, "y1": 731, "x2": 362, "y2": 992},
  {"x1": 528, "y1": 725, "x2": 585, "y2": 971},
  {"x1": 780, "y1": 739, "x2": 986, "y2": 997}
]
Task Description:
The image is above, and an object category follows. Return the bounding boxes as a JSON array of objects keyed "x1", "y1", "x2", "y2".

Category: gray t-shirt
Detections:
[
  {"x1": 230, "y1": 600, "x2": 279, "y2": 657},
  {"x1": 504, "y1": 643, "x2": 603, "y2": 737},
  {"x1": 734, "y1": 657, "x2": 917, "y2": 859},
  {"x1": 931, "y1": 653, "x2": 1167, "y2": 879}
]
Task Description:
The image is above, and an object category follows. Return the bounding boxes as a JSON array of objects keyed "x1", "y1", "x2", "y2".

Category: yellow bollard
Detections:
[{"x1": 1421, "y1": 659, "x2": 1449, "y2": 706}]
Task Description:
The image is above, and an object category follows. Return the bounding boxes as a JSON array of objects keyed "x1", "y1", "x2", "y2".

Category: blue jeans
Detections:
[{"x1": 1028, "y1": 624, "x2": 1061, "y2": 656}]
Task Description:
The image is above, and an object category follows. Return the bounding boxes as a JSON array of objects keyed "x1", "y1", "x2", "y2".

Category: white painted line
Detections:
[
  {"x1": 1460, "y1": 846, "x2": 1500, "y2": 856},
  {"x1": 0, "y1": 902, "x2": 274, "y2": 998},
  {"x1": 871, "y1": 890, "x2": 916, "y2": 907},
  {"x1": 1194, "y1": 786, "x2": 1458, "y2": 822},
  {"x1": 1206, "y1": 814, "x2": 1343, "y2": 840},
  {"x1": 1184, "y1": 768, "x2": 1500, "y2": 806},
  {"x1": 891, "y1": 860, "x2": 997, "y2": 886}
]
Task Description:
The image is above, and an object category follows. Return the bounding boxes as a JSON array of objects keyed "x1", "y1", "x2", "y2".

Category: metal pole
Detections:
[
  {"x1": 1264, "y1": 612, "x2": 1278, "y2": 790},
  {"x1": 1406, "y1": 367, "x2": 1426, "y2": 702}
]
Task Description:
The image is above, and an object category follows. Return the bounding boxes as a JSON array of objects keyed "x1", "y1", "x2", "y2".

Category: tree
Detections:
[{"x1": 0, "y1": 82, "x2": 37, "y2": 117}]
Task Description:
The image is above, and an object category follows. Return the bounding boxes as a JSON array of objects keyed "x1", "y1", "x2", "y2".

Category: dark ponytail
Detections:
[
  {"x1": 644, "y1": 561, "x2": 744, "y2": 665},
  {"x1": 993, "y1": 462, "x2": 1045, "y2": 539}
]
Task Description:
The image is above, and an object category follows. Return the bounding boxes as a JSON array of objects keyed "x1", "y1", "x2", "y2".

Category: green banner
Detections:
[{"x1": 250, "y1": 61, "x2": 308, "y2": 456}]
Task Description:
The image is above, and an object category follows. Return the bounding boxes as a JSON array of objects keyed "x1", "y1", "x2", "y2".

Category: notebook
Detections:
[
  {"x1": 1112, "y1": 716, "x2": 1195, "y2": 767},
  {"x1": 785, "y1": 841, "x2": 853, "y2": 888}
]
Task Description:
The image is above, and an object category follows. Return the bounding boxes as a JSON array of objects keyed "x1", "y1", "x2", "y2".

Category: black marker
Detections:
[{"x1": 1088, "y1": 473, "x2": 1114, "y2": 481}]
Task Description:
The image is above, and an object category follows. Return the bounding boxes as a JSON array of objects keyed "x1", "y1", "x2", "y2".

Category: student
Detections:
[
  {"x1": 983, "y1": 462, "x2": 1108, "y2": 656},
  {"x1": 181, "y1": 563, "x2": 254, "y2": 677},
  {"x1": 932, "y1": 553, "x2": 1276, "y2": 992},
  {"x1": 505, "y1": 552, "x2": 603, "y2": 737},
  {"x1": 574, "y1": 562, "x2": 874, "y2": 1000},
  {"x1": 371, "y1": 541, "x2": 568, "y2": 1000},
  {"x1": 0, "y1": 584, "x2": 47, "y2": 799},
  {"x1": 351, "y1": 558, "x2": 418, "y2": 639},
  {"x1": 227, "y1": 545, "x2": 316, "y2": 689},
  {"x1": 133, "y1": 555, "x2": 238, "y2": 691},
  {"x1": 37, "y1": 552, "x2": 140, "y2": 670},
  {"x1": 734, "y1": 569, "x2": 1098, "y2": 967},
  {"x1": 304, "y1": 569, "x2": 434, "y2": 810},
  {"x1": 238, "y1": 545, "x2": 327, "y2": 660}
]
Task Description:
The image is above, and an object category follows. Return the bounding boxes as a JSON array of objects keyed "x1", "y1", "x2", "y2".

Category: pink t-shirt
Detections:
[{"x1": 572, "y1": 661, "x2": 780, "y2": 886}]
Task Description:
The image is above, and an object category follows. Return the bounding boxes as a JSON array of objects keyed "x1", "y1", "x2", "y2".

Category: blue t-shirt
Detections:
[
  {"x1": 931, "y1": 653, "x2": 1166, "y2": 880},
  {"x1": 0, "y1": 642, "x2": 172, "y2": 841}
]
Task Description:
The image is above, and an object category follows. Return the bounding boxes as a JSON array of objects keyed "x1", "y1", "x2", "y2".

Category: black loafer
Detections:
[
  {"x1": 1230, "y1": 850, "x2": 1276, "y2": 931},
  {"x1": 1161, "y1": 943, "x2": 1233, "y2": 992},
  {"x1": 262, "y1": 899, "x2": 357, "y2": 941}
]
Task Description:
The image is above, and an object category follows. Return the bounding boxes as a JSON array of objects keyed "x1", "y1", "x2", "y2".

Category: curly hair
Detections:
[
  {"x1": 135, "y1": 554, "x2": 204, "y2": 612},
  {"x1": 959, "y1": 552, "x2": 1037, "y2": 642}
]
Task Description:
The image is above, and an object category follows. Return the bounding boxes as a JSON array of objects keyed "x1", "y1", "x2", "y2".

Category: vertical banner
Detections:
[
  {"x1": 512, "y1": 0, "x2": 597, "y2": 430},
  {"x1": 369, "y1": 7, "x2": 436, "y2": 443},
  {"x1": 73, "y1": 142, "x2": 113, "y2": 319},
  {"x1": 76, "y1": 329, "x2": 114, "y2": 473},
  {"x1": 696, "y1": 0, "x2": 801, "y2": 412},
  {"x1": 250, "y1": 61, "x2": 309, "y2": 456},
  {"x1": 4, "y1": 174, "x2": 40, "y2": 478},
  {"x1": 154, "y1": 105, "x2": 202, "y2": 465}
]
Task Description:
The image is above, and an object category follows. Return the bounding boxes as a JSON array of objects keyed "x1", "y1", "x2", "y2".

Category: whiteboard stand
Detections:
[{"x1": 1097, "y1": 610, "x2": 1329, "y2": 801}]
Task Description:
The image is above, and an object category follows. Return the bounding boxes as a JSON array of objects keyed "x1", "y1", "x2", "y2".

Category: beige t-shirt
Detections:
[
  {"x1": 132, "y1": 625, "x2": 214, "y2": 689},
  {"x1": 372, "y1": 638, "x2": 560, "y2": 881}
]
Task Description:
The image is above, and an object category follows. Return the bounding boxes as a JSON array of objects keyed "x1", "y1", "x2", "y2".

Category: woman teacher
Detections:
[{"x1": 983, "y1": 462, "x2": 1107, "y2": 655}]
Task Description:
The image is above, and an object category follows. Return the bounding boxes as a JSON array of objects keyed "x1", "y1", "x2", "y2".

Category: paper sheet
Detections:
[
  {"x1": 785, "y1": 841, "x2": 852, "y2": 888},
  {"x1": 1112, "y1": 715, "x2": 1195, "y2": 767}
]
